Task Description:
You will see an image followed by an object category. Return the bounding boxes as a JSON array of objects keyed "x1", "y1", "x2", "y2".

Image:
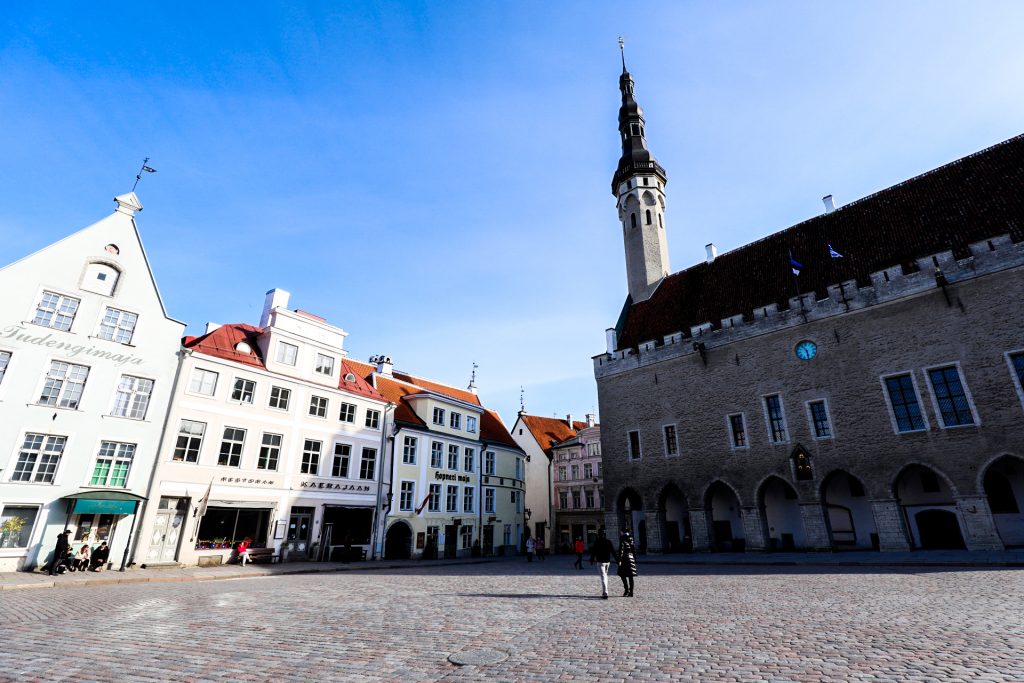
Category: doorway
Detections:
[
  {"x1": 147, "y1": 497, "x2": 187, "y2": 563},
  {"x1": 384, "y1": 521, "x2": 412, "y2": 559},
  {"x1": 915, "y1": 509, "x2": 966, "y2": 550}
]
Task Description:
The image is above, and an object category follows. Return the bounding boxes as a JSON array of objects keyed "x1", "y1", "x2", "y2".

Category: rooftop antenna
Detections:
[{"x1": 132, "y1": 157, "x2": 157, "y2": 192}]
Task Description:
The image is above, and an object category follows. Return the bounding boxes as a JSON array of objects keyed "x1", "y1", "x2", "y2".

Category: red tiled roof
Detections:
[
  {"x1": 184, "y1": 324, "x2": 384, "y2": 401},
  {"x1": 520, "y1": 414, "x2": 587, "y2": 453},
  {"x1": 184, "y1": 324, "x2": 265, "y2": 369},
  {"x1": 617, "y1": 134, "x2": 1024, "y2": 350},
  {"x1": 480, "y1": 409, "x2": 518, "y2": 449},
  {"x1": 391, "y1": 371, "x2": 482, "y2": 406},
  {"x1": 374, "y1": 375, "x2": 427, "y2": 427}
]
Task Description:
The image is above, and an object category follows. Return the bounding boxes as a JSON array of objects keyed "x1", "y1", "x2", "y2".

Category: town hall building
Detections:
[{"x1": 594, "y1": 59, "x2": 1024, "y2": 553}]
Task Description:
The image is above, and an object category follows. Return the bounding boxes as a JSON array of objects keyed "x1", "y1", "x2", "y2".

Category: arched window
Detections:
[
  {"x1": 645, "y1": 210, "x2": 652, "y2": 225},
  {"x1": 658, "y1": 214, "x2": 663, "y2": 228},
  {"x1": 630, "y1": 213, "x2": 637, "y2": 228}
]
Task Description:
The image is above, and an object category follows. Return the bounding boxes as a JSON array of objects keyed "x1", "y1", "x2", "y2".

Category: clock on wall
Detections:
[{"x1": 795, "y1": 340, "x2": 818, "y2": 361}]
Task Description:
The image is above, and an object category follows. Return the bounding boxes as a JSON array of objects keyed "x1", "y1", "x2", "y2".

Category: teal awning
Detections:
[{"x1": 63, "y1": 490, "x2": 145, "y2": 515}]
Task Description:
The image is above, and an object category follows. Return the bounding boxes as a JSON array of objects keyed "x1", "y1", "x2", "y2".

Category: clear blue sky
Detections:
[{"x1": 2, "y1": 2, "x2": 1022, "y2": 426}]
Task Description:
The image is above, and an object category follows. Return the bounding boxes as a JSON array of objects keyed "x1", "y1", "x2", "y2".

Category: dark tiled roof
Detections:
[{"x1": 617, "y1": 134, "x2": 1024, "y2": 350}]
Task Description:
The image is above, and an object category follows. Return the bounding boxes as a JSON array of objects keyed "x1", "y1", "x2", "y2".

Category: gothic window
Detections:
[
  {"x1": 630, "y1": 213, "x2": 637, "y2": 228},
  {"x1": 645, "y1": 209, "x2": 652, "y2": 225}
]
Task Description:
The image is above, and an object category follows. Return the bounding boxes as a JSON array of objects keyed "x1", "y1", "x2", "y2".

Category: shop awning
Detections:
[{"x1": 63, "y1": 490, "x2": 146, "y2": 515}]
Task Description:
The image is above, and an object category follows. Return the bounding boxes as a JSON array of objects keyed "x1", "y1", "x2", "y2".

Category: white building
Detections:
[
  {"x1": 344, "y1": 358, "x2": 526, "y2": 559},
  {"x1": 133, "y1": 289, "x2": 390, "y2": 567},
  {"x1": 0, "y1": 193, "x2": 184, "y2": 572},
  {"x1": 511, "y1": 413, "x2": 590, "y2": 551}
]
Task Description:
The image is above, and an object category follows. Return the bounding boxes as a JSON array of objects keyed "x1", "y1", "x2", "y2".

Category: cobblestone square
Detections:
[{"x1": 2, "y1": 558, "x2": 1023, "y2": 682}]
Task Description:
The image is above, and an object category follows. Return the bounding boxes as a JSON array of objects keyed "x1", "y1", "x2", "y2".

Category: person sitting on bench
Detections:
[{"x1": 73, "y1": 543, "x2": 91, "y2": 572}]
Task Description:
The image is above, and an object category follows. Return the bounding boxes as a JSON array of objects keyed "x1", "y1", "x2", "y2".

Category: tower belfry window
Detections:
[
  {"x1": 630, "y1": 213, "x2": 637, "y2": 228},
  {"x1": 645, "y1": 210, "x2": 652, "y2": 225},
  {"x1": 630, "y1": 123, "x2": 641, "y2": 136}
]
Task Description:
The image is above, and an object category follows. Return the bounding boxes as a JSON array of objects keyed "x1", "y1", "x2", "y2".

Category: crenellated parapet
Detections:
[{"x1": 594, "y1": 233, "x2": 1023, "y2": 378}]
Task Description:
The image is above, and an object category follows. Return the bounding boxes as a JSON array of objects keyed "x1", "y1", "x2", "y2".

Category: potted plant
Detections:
[{"x1": 1, "y1": 516, "x2": 25, "y2": 548}]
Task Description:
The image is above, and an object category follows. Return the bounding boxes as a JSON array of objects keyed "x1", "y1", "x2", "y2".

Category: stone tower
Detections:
[{"x1": 612, "y1": 53, "x2": 669, "y2": 304}]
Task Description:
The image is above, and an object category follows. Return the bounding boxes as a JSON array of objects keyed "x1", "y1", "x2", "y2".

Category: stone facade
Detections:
[{"x1": 593, "y1": 67, "x2": 1024, "y2": 554}]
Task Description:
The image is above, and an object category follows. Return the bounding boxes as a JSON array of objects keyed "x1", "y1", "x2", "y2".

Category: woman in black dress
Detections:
[{"x1": 617, "y1": 532, "x2": 638, "y2": 597}]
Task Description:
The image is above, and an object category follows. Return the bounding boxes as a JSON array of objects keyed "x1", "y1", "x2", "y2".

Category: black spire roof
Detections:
[{"x1": 611, "y1": 60, "x2": 667, "y2": 194}]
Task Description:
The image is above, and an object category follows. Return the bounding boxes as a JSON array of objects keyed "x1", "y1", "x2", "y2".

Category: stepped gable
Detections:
[
  {"x1": 521, "y1": 414, "x2": 587, "y2": 454},
  {"x1": 617, "y1": 134, "x2": 1024, "y2": 350},
  {"x1": 184, "y1": 324, "x2": 264, "y2": 369}
]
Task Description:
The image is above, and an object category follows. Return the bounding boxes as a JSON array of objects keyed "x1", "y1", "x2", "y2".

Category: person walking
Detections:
[
  {"x1": 617, "y1": 531, "x2": 638, "y2": 596},
  {"x1": 45, "y1": 530, "x2": 71, "y2": 576},
  {"x1": 573, "y1": 537, "x2": 585, "y2": 569},
  {"x1": 534, "y1": 536, "x2": 545, "y2": 561},
  {"x1": 525, "y1": 536, "x2": 535, "y2": 562},
  {"x1": 589, "y1": 528, "x2": 616, "y2": 599}
]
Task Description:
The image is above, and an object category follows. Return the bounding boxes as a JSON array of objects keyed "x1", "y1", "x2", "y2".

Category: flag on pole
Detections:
[
  {"x1": 195, "y1": 478, "x2": 213, "y2": 518},
  {"x1": 415, "y1": 491, "x2": 433, "y2": 515},
  {"x1": 828, "y1": 243, "x2": 844, "y2": 259},
  {"x1": 141, "y1": 165, "x2": 157, "y2": 173},
  {"x1": 790, "y1": 255, "x2": 803, "y2": 276}
]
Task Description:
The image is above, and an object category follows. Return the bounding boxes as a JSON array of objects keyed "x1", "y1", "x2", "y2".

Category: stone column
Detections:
[
  {"x1": 741, "y1": 506, "x2": 768, "y2": 552},
  {"x1": 688, "y1": 508, "x2": 711, "y2": 552},
  {"x1": 644, "y1": 509, "x2": 664, "y2": 554},
  {"x1": 603, "y1": 512, "x2": 620, "y2": 545},
  {"x1": 956, "y1": 496, "x2": 1005, "y2": 551},
  {"x1": 799, "y1": 502, "x2": 833, "y2": 551},
  {"x1": 870, "y1": 499, "x2": 911, "y2": 551}
]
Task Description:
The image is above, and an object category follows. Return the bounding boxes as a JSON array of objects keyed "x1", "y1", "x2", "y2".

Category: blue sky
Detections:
[{"x1": 2, "y1": 2, "x2": 1023, "y2": 426}]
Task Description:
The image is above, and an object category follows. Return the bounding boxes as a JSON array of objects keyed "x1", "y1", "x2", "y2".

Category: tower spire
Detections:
[
  {"x1": 611, "y1": 53, "x2": 670, "y2": 304},
  {"x1": 619, "y1": 36, "x2": 627, "y2": 73}
]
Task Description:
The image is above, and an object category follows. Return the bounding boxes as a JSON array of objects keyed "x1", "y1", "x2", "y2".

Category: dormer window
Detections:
[
  {"x1": 315, "y1": 353, "x2": 335, "y2": 376},
  {"x1": 276, "y1": 342, "x2": 298, "y2": 366},
  {"x1": 344, "y1": 372, "x2": 356, "y2": 383},
  {"x1": 235, "y1": 342, "x2": 252, "y2": 354},
  {"x1": 630, "y1": 123, "x2": 641, "y2": 137},
  {"x1": 81, "y1": 262, "x2": 121, "y2": 296}
]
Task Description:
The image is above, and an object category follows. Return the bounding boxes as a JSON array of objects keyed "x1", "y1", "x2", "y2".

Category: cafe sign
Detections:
[{"x1": 297, "y1": 481, "x2": 372, "y2": 492}]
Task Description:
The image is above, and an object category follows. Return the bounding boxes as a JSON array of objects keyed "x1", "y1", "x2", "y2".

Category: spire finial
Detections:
[
  {"x1": 468, "y1": 362, "x2": 478, "y2": 393},
  {"x1": 618, "y1": 36, "x2": 627, "y2": 72},
  {"x1": 131, "y1": 157, "x2": 157, "y2": 192},
  {"x1": 519, "y1": 386, "x2": 525, "y2": 413}
]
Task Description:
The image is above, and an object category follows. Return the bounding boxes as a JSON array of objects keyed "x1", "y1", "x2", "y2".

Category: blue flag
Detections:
[
  {"x1": 828, "y1": 243, "x2": 843, "y2": 259},
  {"x1": 790, "y1": 256, "x2": 803, "y2": 276}
]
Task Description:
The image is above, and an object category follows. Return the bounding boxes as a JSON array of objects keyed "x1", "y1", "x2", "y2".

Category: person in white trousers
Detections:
[{"x1": 589, "y1": 528, "x2": 616, "y2": 599}]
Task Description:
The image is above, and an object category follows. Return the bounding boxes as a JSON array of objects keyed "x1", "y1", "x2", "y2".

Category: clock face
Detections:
[{"x1": 795, "y1": 340, "x2": 818, "y2": 361}]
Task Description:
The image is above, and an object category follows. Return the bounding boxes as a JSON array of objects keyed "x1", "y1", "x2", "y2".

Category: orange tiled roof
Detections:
[
  {"x1": 391, "y1": 371, "x2": 482, "y2": 406},
  {"x1": 520, "y1": 414, "x2": 587, "y2": 453},
  {"x1": 374, "y1": 375, "x2": 427, "y2": 427},
  {"x1": 480, "y1": 409, "x2": 518, "y2": 448}
]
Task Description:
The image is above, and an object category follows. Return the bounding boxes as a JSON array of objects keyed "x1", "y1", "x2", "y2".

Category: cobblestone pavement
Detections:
[{"x1": 2, "y1": 558, "x2": 1022, "y2": 682}]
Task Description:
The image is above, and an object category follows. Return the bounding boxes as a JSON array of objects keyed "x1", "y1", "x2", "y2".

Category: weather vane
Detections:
[
  {"x1": 470, "y1": 362, "x2": 478, "y2": 387},
  {"x1": 132, "y1": 157, "x2": 158, "y2": 192},
  {"x1": 520, "y1": 386, "x2": 525, "y2": 412}
]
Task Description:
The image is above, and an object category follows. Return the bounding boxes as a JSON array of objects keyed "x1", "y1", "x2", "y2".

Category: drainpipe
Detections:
[
  {"x1": 370, "y1": 402, "x2": 395, "y2": 560},
  {"x1": 129, "y1": 346, "x2": 189, "y2": 567}
]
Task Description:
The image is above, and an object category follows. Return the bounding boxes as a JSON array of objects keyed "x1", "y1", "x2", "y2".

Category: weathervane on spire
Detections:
[
  {"x1": 520, "y1": 386, "x2": 525, "y2": 412},
  {"x1": 618, "y1": 35, "x2": 627, "y2": 71},
  {"x1": 468, "y1": 362, "x2": 478, "y2": 392},
  {"x1": 132, "y1": 157, "x2": 158, "y2": 192}
]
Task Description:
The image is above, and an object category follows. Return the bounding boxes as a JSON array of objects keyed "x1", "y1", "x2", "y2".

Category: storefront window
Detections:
[
  {"x1": 0, "y1": 505, "x2": 39, "y2": 548},
  {"x1": 74, "y1": 514, "x2": 115, "y2": 543},
  {"x1": 195, "y1": 507, "x2": 270, "y2": 549}
]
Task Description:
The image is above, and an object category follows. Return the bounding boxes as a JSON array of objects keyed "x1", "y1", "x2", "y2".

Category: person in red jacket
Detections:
[
  {"x1": 237, "y1": 538, "x2": 252, "y2": 566},
  {"x1": 573, "y1": 537, "x2": 585, "y2": 569}
]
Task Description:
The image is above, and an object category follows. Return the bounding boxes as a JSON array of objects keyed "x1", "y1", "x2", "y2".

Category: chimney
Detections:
[
  {"x1": 372, "y1": 355, "x2": 393, "y2": 377},
  {"x1": 705, "y1": 243, "x2": 718, "y2": 263},
  {"x1": 204, "y1": 322, "x2": 221, "y2": 335},
  {"x1": 585, "y1": 413, "x2": 595, "y2": 428},
  {"x1": 566, "y1": 414, "x2": 574, "y2": 429},
  {"x1": 605, "y1": 328, "x2": 617, "y2": 354},
  {"x1": 260, "y1": 288, "x2": 291, "y2": 327},
  {"x1": 822, "y1": 195, "x2": 836, "y2": 213}
]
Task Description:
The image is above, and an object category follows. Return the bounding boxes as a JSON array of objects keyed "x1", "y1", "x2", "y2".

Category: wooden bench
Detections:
[{"x1": 237, "y1": 547, "x2": 278, "y2": 564}]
